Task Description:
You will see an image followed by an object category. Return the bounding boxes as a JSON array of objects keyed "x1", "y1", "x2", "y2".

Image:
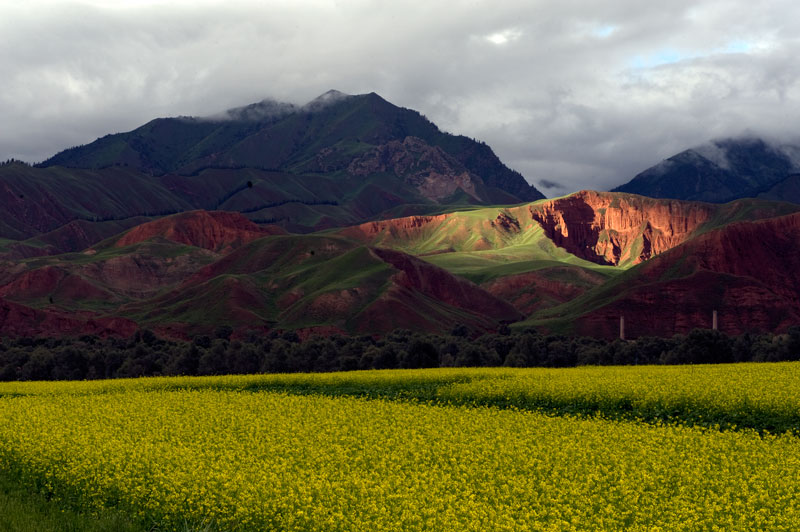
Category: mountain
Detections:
[
  {"x1": 612, "y1": 137, "x2": 800, "y2": 203},
  {"x1": 16, "y1": 91, "x2": 542, "y2": 236},
  {"x1": 5, "y1": 99, "x2": 800, "y2": 341},
  {"x1": 42, "y1": 91, "x2": 542, "y2": 204},
  {"x1": 759, "y1": 174, "x2": 800, "y2": 204}
]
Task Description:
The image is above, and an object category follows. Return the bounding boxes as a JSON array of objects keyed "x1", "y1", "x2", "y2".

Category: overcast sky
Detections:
[{"x1": 2, "y1": 0, "x2": 800, "y2": 195}]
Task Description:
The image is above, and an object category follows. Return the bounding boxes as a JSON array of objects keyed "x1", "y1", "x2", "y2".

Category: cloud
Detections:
[
  {"x1": 2, "y1": 0, "x2": 800, "y2": 195},
  {"x1": 484, "y1": 29, "x2": 523, "y2": 45},
  {"x1": 537, "y1": 179, "x2": 565, "y2": 190}
]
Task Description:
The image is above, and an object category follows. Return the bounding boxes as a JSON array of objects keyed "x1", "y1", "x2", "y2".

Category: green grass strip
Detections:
[{"x1": 0, "y1": 467, "x2": 147, "y2": 532}]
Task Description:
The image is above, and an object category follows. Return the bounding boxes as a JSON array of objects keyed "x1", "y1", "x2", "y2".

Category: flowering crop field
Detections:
[
  {"x1": 0, "y1": 364, "x2": 799, "y2": 531},
  {"x1": 4, "y1": 362, "x2": 798, "y2": 432}
]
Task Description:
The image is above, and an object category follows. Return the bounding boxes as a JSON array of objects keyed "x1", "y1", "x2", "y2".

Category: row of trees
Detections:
[
  {"x1": 0, "y1": 327, "x2": 798, "y2": 382},
  {"x1": 1, "y1": 158, "x2": 31, "y2": 166}
]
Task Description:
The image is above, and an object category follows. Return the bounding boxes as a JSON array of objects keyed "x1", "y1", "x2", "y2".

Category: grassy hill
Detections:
[{"x1": 0, "y1": 189, "x2": 798, "y2": 339}]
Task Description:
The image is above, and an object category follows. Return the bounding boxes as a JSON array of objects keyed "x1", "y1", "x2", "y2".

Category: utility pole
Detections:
[
  {"x1": 712, "y1": 310, "x2": 718, "y2": 331},
  {"x1": 620, "y1": 315, "x2": 625, "y2": 341}
]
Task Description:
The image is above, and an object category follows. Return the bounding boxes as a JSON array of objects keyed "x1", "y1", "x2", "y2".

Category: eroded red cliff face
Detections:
[
  {"x1": 571, "y1": 212, "x2": 800, "y2": 337},
  {"x1": 114, "y1": 210, "x2": 283, "y2": 252},
  {"x1": 340, "y1": 191, "x2": 718, "y2": 267},
  {"x1": 531, "y1": 191, "x2": 714, "y2": 266}
]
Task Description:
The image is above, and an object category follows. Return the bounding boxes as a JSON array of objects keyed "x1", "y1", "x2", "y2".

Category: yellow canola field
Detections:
[
  {"x1": 3, "y1": 362, "x2": 799, "y2": 431},
  {"x1": 0, "y1": 387, "x2": 799, "y2": 531},
  {"x1": 435, "y1": 363, "x2": 800, "y2": 425}
]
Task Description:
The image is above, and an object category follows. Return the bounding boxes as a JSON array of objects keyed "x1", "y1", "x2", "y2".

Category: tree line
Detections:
[
  {"x1": 0, "y1": 326, "x2": 798, "y2": 381},
  {"x1": 1, "y1": 159, "x2": 31, "y2": 167}
]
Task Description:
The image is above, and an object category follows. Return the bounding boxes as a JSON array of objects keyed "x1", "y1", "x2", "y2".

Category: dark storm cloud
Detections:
[{"x1": 2, "y1": 0, "x2": 800, "y2": 195}]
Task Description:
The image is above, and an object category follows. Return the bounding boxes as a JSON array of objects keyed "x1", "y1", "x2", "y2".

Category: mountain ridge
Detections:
[
  {"x1": 0, "y1": 91, "x2": 543, "y2": 239},
  {"x1": 40, "y1": 90, "x2": 543, "y2": 203},
  {"x1": 612, "y1": 137, "x2": 800, "y2": 204},
  {"x1": 2, "y1": 94, "x2": 799, "y2": 339}
]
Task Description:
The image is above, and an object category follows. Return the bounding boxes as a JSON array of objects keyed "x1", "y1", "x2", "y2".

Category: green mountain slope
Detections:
[
  {"x1": 1, "y1": 92, "x2": 543, "y2": 239},
  {"x1": 41, "y1": 90, "x2": 543, "y2": 202}
]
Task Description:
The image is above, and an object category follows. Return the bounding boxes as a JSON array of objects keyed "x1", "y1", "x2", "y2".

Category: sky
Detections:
[{"x1": 2, "y1": 0, "x2": 800, "y2": 195}]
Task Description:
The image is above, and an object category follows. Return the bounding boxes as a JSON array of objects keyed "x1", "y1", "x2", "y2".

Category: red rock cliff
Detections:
[
  {"x1": 530, "y1": 190, "x2": 714, "y2": 266},
  {"x1": 571, "y1": 212, "x2": 800, "y2": 337}
]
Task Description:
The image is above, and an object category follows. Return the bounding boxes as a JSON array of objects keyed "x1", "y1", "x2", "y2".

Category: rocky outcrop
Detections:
[
  {"x1": 530, "y1": 190, "x2": 714, "y2": 266},
  {"x1": 114, "y1": 210, "x2": 282, "y2": 252},
  {"x1": 567, "y1": 212, "x2": 800, "y2": 337},
  {"x1": 348, "y1": 136, "x2": 483, "y2": 202},
  {"x1": 341, "y1": 191, "x2": 721, "y2": 266}
]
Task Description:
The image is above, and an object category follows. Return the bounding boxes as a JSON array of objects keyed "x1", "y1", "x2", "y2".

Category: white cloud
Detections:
[{"x1": 485, "y1": 29, "x2": 523, "y2": 45}]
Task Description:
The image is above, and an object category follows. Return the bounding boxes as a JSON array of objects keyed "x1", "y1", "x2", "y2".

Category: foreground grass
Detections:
[{"x1": 0, "y1": 468, "x2": 145, "y2": 532}]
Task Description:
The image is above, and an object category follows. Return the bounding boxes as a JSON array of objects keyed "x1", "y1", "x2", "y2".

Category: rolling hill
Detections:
[
  {"x1": 0, "y1": 189, "x2": 796, "y2": 339},
  {"x1": 335, "y1": 190, "x2": 799, "y2": 324},
  {"x1": 0, "y1": 210, "x2": 522, "y2": 338}
]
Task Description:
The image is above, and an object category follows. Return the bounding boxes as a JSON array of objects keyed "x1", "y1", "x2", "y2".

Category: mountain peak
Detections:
[
  {"x1": 37, "y1": 90, "x2": 543, "y2": 212},
  {"x1": 612, "y1": 136, "x2": 800, "y2": 203},
  {"x1": 303, "y1": 89, "x2": 353, "y2": 110},
  {"x1": 210, "y1": 98, "x2": 298, "y2": 122}
]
